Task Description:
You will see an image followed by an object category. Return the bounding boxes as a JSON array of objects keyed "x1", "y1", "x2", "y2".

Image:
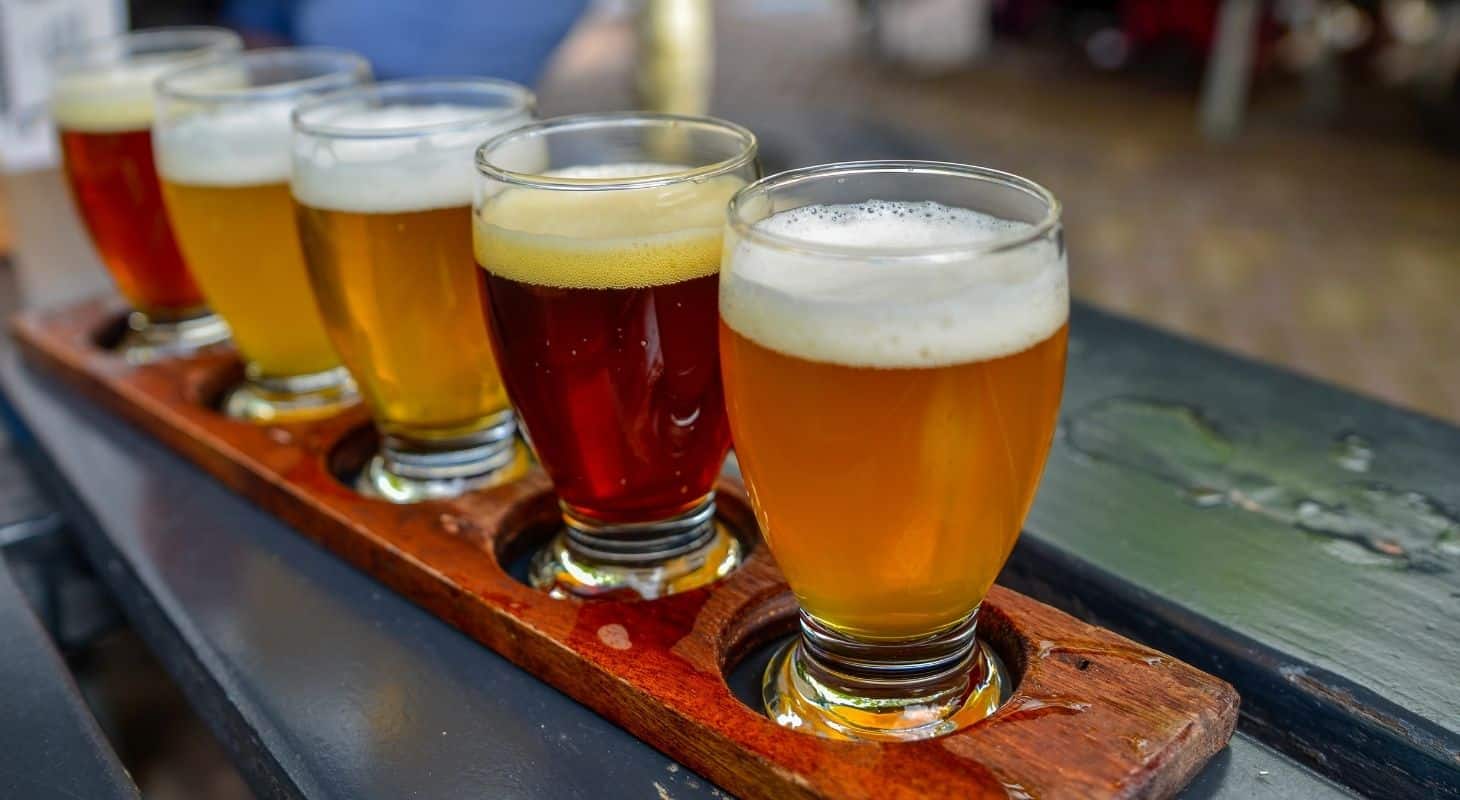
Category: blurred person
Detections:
[{"x1": 223, "y1": 0, "x2": 588, "y2": 83}]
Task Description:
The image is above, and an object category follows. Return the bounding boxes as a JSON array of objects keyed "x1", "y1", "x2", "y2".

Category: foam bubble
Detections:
[
  {"x1": 473, "y1": 164, "x2": 743, "y2": 289},
  {"x1": 720, "y1": 200, "x2": 1068, "y2": 368},
  {"x1": 51, "y1": 63, "x2": 174, "y2": 132},
  {"x1": 156, "y1": 101, "x2": 295, "y2": 186},
  {"x1": 292, "y1": 105, "x2": 531, "y2": 214}
]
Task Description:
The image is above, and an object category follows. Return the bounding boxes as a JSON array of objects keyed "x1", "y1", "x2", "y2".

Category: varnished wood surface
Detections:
[{"x1": 12, "y1": 298, "x2": 1238, "y2": 800}]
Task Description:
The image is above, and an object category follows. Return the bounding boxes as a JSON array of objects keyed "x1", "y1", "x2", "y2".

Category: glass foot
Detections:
[
  {"x1": 762, "y1": 629, "x2": 1004, "y2": 742},
  {"x1": 116, "y1": 310, "x2": 230, "y2": 364},
  {"x1": 529, "y1": 500, "x2": 741, "y2": 599},
  {"x1": 222, "y1": 366, "x2": 357, "y2": 423},
  {"x1": 356, "y1": 438, "x2": 530, "y2": 503}
]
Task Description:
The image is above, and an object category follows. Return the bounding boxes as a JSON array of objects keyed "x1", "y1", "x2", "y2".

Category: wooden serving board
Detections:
[{"x1": 12, "y1": 298, "x2": 1239, "y2": 800}]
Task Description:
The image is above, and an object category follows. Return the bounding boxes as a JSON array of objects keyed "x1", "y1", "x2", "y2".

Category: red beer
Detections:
[
  {"x1": 478, "y1": 270, "x2": 727, "y2": 523},
  {"x1": 50, "y1": 27, "x2": 239, "y2": 324},
  {"x1": 59, "y1": 128, "x2": 203, "y2": 316},
  {"x1": 473, "y1": 112, "x2": 757, "y2": 599}
]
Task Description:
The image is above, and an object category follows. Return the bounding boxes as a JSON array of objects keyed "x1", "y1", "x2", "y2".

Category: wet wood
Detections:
[{"x1": 13, "y1": 298, "x2": 1238, "y2": 800}]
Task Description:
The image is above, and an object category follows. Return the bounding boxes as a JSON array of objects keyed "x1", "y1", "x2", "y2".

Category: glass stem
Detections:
[
  {"x1": 561, "y1": 496, "x2": 717, "y2": 566},
  {"x1": 796, "y1": 610, "x2": 981, "y2": 703},
  {"x1": 378, "y1": 413, "x2": 517, "y2": 483}
]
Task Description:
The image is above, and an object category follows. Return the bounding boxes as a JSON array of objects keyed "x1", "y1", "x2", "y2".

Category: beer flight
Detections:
[{"x1": 48, "y1": 28, "x2": 1069, "y2": 743}]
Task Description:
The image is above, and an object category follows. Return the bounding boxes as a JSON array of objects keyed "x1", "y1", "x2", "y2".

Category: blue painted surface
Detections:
[{"x1": 0, "y1": 555, "x2": 138, "y2": 800}]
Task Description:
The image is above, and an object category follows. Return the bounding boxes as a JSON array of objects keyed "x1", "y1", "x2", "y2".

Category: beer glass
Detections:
[
  {"x1": 292, "y1": 79, "x2": 536, "y2": 501},
  {"x1": 155, "y1": 48, "x2": 370, "y2": 422},
  {"x1": 51, "y1": 27, "x2": 239, "y2": 361},
  {"x1": 719, "y1": 162, "x2": 1068, "y2": 741},
  {"x1": 474, "y1": 113, "x2": 758, "y2": 598}
]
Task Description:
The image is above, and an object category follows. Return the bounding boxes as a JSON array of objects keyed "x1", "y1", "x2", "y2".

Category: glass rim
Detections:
[
  {"x1": 474, "y1": 111, "x2": 758, "y2": 192},
  {"x1": 726, "y1": 160, "x2": 1062, "y2": 259},
  {"x1": 50, "y1": 26, "x2": 241, "y2": 73},
  {"x1": 155, "y1": 47, "x2": 371, "y2": 104},
  {"x1": 291, "y1": 77, "x2": 537, "y2": 139}
]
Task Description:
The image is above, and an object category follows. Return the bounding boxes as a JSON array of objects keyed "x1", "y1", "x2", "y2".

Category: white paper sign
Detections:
[{"x1": 0, "y1": 0, "x2": 126, "y2": 172}]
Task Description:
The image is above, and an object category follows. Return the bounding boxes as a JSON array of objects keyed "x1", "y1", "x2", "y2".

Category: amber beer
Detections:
[
  {"x1": 722, "y1": 199, "x2": 1068, "y2": 638},
  {"x1": 154, "y1": 49, "x2": 368, "y2": 421},
  {"x1": 720, "y1": 163, "x2": 1068, "y2": 741},
  {"x1": 722, "y1": 287, "x2": 1067, "y2": 638},
  {"x1": 473, "y1": 113, "x2": 758, "y2": 598},
  {"x1": 292, "y1": 81, "x2": 536, "y2": 502},
  {"x1": 51, "y1": 28, "x2": 240, "y2": 356}
]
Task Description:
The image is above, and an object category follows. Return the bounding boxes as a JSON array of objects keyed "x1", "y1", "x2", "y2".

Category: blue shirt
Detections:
[{"x1": 225, "y1": 0, "x2": 589, "y2": 84}]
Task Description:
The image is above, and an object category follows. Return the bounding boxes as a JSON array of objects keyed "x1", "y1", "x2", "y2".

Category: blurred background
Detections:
[{"x1": 1, "y1": 0, "x2": 1457, "y2": 797}]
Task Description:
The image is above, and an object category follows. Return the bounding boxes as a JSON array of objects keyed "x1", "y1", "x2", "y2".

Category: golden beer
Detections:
[
  {"x1": 291, "y1": 82, "x2": 537, "y2": 502},
  {"x1": 720, "y1": 164, "x2": 1068, "y2": 741},
  {"x1": 154, "y1": 48, "x2": 369, "y2": 421},
  {"x1": 160, "y1": 180, "x2": 339, "y2": 377},
  {"x1": 296, "y1": 203, "x2": 506, "y2": 439}
]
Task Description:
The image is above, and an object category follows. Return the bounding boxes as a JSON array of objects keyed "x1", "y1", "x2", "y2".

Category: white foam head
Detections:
[
  {"x1": 292, "y1": 105, "x2": 533, "y2": 214},
  {"x1": 52, "y1": 61, "x2": 176, "y2": 132},
  {"x1": 51, "y1": 30, "x2": 239, "y2": 133},
  {"x1": 155, "y1": 100, "x2": 296, "y2": 186},
  {"x1": 720, "y1": 200, "x2": 1068, "y2": 368}
]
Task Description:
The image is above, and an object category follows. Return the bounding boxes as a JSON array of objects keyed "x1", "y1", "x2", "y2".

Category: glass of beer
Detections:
[
  {"x1": 720, "y1": 162, "x2": 1069, "y2": 741},
  {"x1": 474, "y1": 113, "x2": 758, "y2": 599},
  {"x1": 154, "y1": 48, "x2": 370, "y2": 422},
  {"x1": 50, "y1": 27, "x2": 240, "y2": 361},
  {"x1": 291, "y1": 79, "x2": 537, "y2": 502}
]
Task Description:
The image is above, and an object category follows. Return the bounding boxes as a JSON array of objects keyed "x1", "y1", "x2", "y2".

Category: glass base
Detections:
[
  {"x1": 762, "y1": 614, "x2": 1004, "y2": 742},
  {"x1": 222, "y1": 365, "x2": 358, "y2": 424},
  {"x1": 117, "y1": 310, "x2": 230, "y2": 364},
  {"x1": 356, "y1": 416, "x2": 528, "y2": 503},
  {"x1": 528, "y1": 497, "x2": 741, "y2": 600}
]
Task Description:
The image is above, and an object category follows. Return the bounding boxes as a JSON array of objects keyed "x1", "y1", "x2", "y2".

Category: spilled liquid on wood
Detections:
[
  {"x1": 996, "y1": 694, "x2": 1092, "y2": 722},
  {"x1": 1001, "y1": 781, "x2": 1036, "y2": 800},
  {"x1": 1064, "y1": 398, "x2": 1460, "y2": 574},
  {"x1": 1037, "y1": 639, "x2": 1164, "y2": 666}
]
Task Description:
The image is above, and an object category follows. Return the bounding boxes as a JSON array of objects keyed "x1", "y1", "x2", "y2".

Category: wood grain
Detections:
[{"x1": 13, "y1": 298, "x2": 1239, "y2": 800}]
